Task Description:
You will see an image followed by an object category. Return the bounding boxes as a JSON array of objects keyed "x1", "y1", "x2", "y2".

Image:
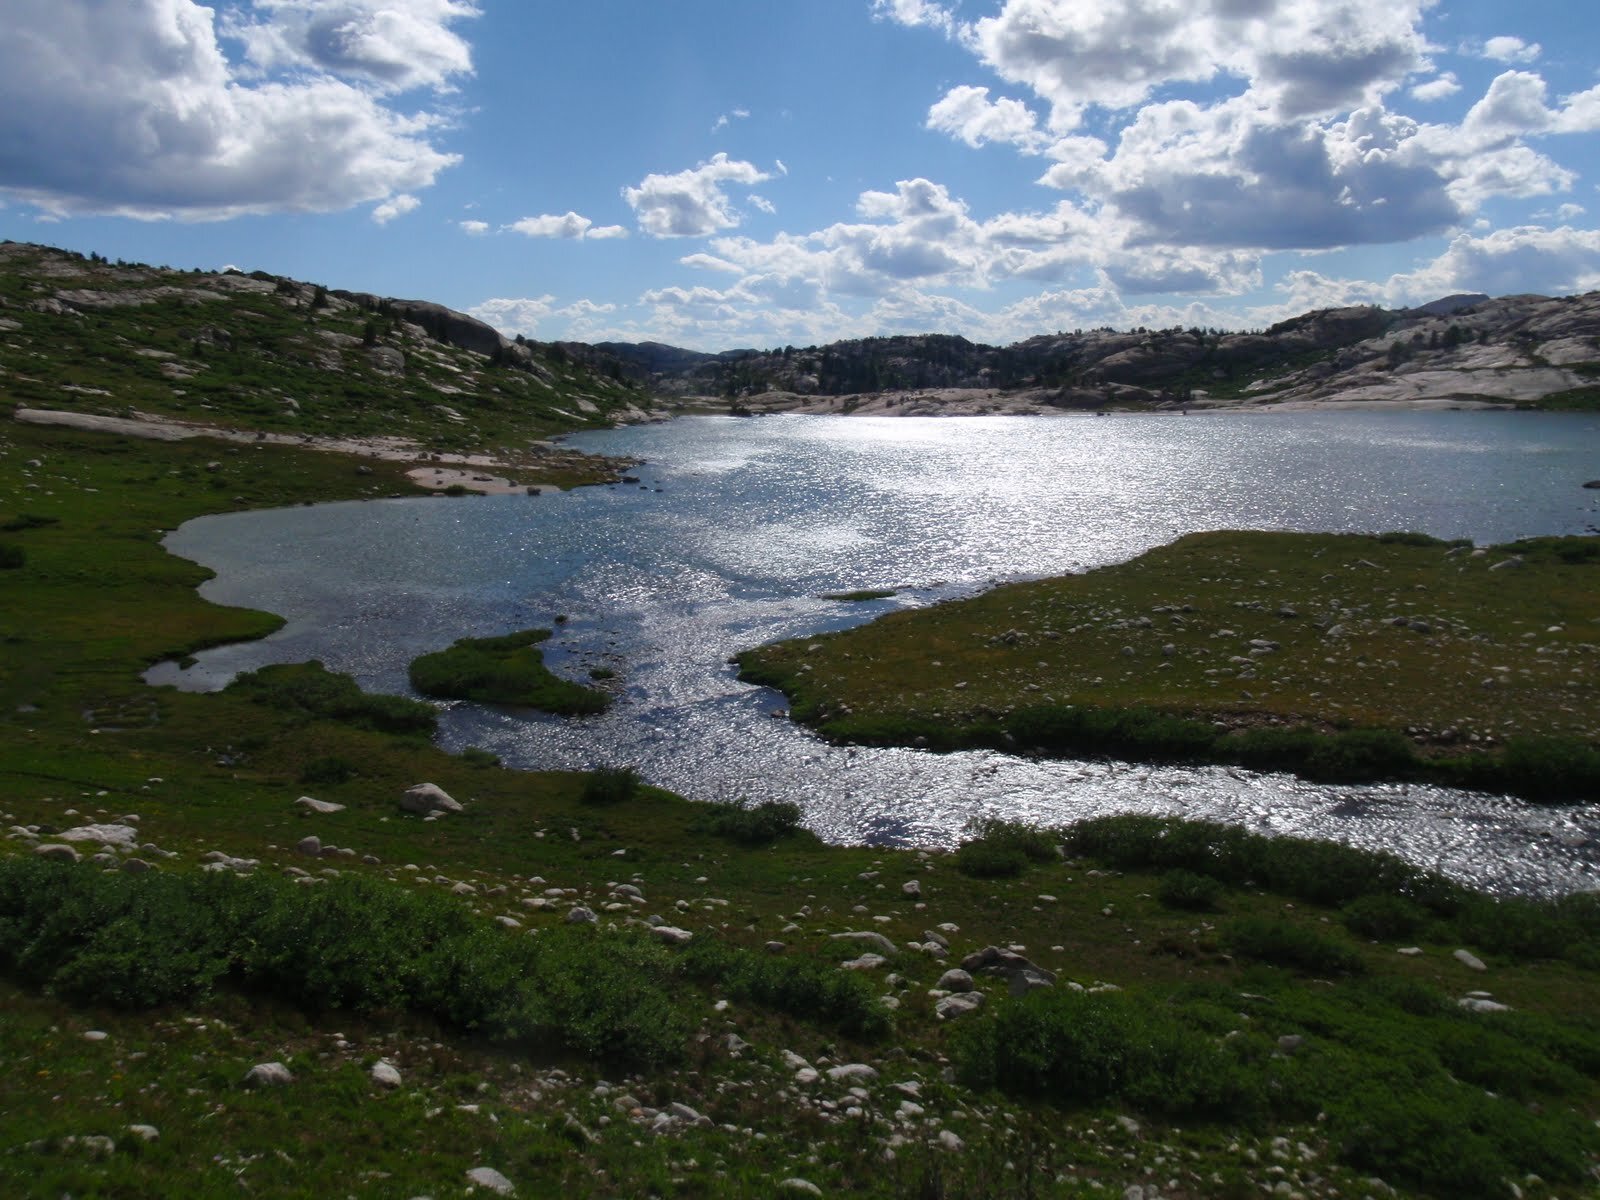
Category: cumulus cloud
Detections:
[
  {"x1": 926, "y1": 86, "x2": 1050, "y2": 152},
  {"x1": 1480, "y1": 36, "x2": 1541, "y2": 65},
  {"x1": 622, "y1": 154, "x2": 773, "y2": 238},
  {"x1": 1410, "y1": 73, "x2": 1461, "y2": 103},
  {"x1": 224, "y1": 0, "x2": 479, "y2": 93},
  {"x1": 870, "y1": 0, "x2": 956, "y2": 36},
  {"x1": 505, "y1": 211, "x2": 627, "y2": 240},
  {"x1": 1387, "y1": 226, "x2": 1600, "y2": 300},
  {"x1": 372, "y1": 193, "x2": 420, "y2": 224},
  {"x1": 0, "y1": 0, "x2": 470, "y2": 220},
  {"x1": 945, "y1": 0, "x2": 1432, "y2": 129},
  {"x1": 469, "y1": 295, "x2": 618, "y2": 339},
  {"x1": 459, "y1": 219, "x2": 490, "y2": 235}
]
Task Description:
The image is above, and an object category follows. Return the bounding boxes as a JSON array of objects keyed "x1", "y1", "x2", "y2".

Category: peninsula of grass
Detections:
[
  {"x1": 737, "y1": 529, "x2": 1600, "y2": 802},
  {"x1": 821, "y1": 588, "x2": 899, "y2": 602},
  {"x1": 408, "y1": 628, "x2": 610, "y2": 715}
]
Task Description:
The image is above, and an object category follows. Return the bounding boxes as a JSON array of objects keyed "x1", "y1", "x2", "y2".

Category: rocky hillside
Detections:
[
  {"x1": 0, "y1": 241, "x2": 654, "y2": 452},
  {"x1": 607, "y1": 291, "x2": 1600, "y2": 413}
]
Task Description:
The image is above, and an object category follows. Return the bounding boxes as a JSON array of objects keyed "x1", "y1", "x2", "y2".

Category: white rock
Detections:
[
  {"x1": 82, "y1": 1030, "x2": 107, "y2": 1042},
  {"x1": 841, "y1": 953, "x2": 887, "y2": 971},
  {"x1": 938, "y1": 1129, "x2": 964, "y2": 1152},
  {"x1": 651, "y1": 925, "x2": 694, "y2": 945},
  {"x1": 401, "y1": 783, "x2": 463, "y2": 815},
  {"x1": 565, "y1": 906, "x2": 597, "y2": 925},
  {"x1": 1397, "y1": 946, "x2": 1423, "y2": 956},
  {"x1": 371, "y1": 1061, "x2": 402, "y2": 1088},
  {"x1": 1458, "y1": 997, "x2": 1512, "y2": 1014},
  {"x1": 826, "y1": 1063, "x2": 879, "y2": 1084},
  {"x1": 778, "y1": 1180, "x2": 822, "y2": 1197},
  {"x1": 34, "y1": 843, "x2": 80, "y2": 863},
  {"x1": 58, "y1": 823, "x2": 138, "y2": 847},
  {"x1": 1453, "y1": 949, "x2": 1487, "y2": 971},
  {"x1": 829, "y1": 931, "x2": 896, "y2": 956},
  {"x1": 936, "y1": 992, "x2": 986, "y2": 1020},
  {"x1": 465, "y1": 1166, "x2": 516, "y2": 1195},
  {"x1": 295, "y1": 796, "x2": 346, "y2": 814},
  {"x1": 127, "y1": 1125, "x2": 159, "y2": 1142},
  {"x1": 935, "y1": 968, "x2": 973, "y2": 993},
  {"x1": 295, "y1": 835, "x2": 322, "y2": 857},
  {"x1": 244, "y1": 1062, "x2": 294, "y2": 1088},
  {"x1": 901, "y1": 880, "x2": 921, "y2": 897}
]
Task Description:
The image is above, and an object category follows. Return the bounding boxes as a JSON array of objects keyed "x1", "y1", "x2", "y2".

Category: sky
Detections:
[{"x1": 2, "y1": 1, "x2": 1598, "y2": 352}]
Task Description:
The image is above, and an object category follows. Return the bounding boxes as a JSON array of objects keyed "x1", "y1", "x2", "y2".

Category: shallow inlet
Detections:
[{"x1": 150, "y1": 412, "x2": 1600, "y2": 896}]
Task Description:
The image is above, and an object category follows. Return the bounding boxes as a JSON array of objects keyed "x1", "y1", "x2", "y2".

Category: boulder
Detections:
[
  {"x1": 464, "y1": 1166, "x2": 516, "y2": 1195},
  {"x1": 935, "y1": 968, "x2": 974, "y2": 993},
  {"x1": 936, "y1": 992, "x2": 986, "y2": 1020},
  {"x1": 370, "y1": 1060, "x2": 402, "y2": 1089},
  {"x1": 401, "y1": 783, "x2": 463, "y2": 815},
  {"x1": 565, "y1": 906, "x2": 598, "y2": 925},
  {"x1": 829, "y1": 930, "x2": 897, "y2": 956},
  {"x1": 826, "y1": 1063, "x2": 879, "y2": 1084},
  {"x1": 295, "y1": 796, "x2": 346, "y2": 814},
  {"x1": 244, "y1": 1062, "x2": 294, "y2": 1088},
  {"x1": 34, "y1": 843, "x2": 81, "y2": 863}
]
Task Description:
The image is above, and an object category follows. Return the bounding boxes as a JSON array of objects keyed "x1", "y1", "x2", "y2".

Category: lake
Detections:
[{"x1": 151, "y1": 411, "x2": 1600, "y2": 895}]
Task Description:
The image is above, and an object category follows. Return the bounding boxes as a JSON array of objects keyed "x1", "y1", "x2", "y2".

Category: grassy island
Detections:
[
  {"x1": 737, "y1": 530, "x2": 1600, "y2": 802},
  {"x1": 410, "y1": 628, "x2": 611, "y2": 715}
]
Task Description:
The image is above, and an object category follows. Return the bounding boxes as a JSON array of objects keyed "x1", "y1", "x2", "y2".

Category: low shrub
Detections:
[
  {"x1": 701, "y1": 800, "x2": 805, "y2": 845},
  {"x1": 955, "y1": 820, "x2": 1057, "y2": 879},
  {"x1": 0, "y1": 542, "x2": 24, "y2": 569},
  {"x1": 954, "y1": 989, "x2": 1261, "y2": 1119},
  {"x1": 299, "y1": 755, "x2": 359, "y2": 786},
  {"x1": 1223, "y1": 916, "x2": 1365, "y2": 975},
  {"x1": 459, "y1": 746, "x2": 501, "y2": 768},
  {"x1": 225, "y1": 661, "x2": 437, "y2": 735},
  {"x1": 1156, "y1": 868, "x2": 1223, "y2": 911},
  {"x1": 580, "y1": 765, "x2": 639, "y2": 806},
  {"x1": 1340, "y1": 894, "x2": 1429, "y2": 941},
  {"x1": 677, "y1": 939, "x2": 891, "y2": 1040},
  {"x1": 409, "y1": 629, "x2": 609, "y2": 715}
]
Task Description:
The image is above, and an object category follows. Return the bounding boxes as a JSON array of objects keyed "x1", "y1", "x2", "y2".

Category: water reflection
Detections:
[{"x1": 151, "y1": 412, "x2": 1600, "y2": 896}]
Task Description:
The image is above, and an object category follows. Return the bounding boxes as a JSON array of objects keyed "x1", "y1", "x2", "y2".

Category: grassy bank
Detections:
[
  {"x1": 736, "y1": 530, "x2": 1600, "y2": 801},
  {"x1": 1, "y1": 421, "x2": 1598, "y2": 1197},
  {"x1": 410, "y1": 629, "x2": 611, "y2": 714}
]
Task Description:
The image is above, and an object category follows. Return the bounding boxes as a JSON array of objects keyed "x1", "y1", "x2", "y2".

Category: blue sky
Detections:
[{"x1": 2, "y1": 1, "x2": 1597, "y2": 351}]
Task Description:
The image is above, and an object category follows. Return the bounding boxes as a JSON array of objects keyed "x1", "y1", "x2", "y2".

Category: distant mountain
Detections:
[
  {"x1": 596, "y1": 292, "x2": 1600, "y2": 414},
  {"x1": 0, "y1": 241, "x2": 655, "y2": 448}
]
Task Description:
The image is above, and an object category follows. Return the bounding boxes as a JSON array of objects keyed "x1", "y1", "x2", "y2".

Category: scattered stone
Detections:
[
  {"x1": 1397, "y1": 946, "x2": 1424, "y2": 956},
  {"x1": 565, "y1": 906, "x2": 598, "y2": 925},
  {"x1": 57, "y1": 823, "x2": 138, "y2": 847},
  {"x1": 465, "y1": 1166, "x2": 516, "y2": 1195},
  {"x1": 764, "y1": 941, "x2": 787, "y2": 954},
  {"x1": 1277, "y1": 1035, "x2": 1305, "y2": 1056},
  {"x1": 82, "y1": 1030, "x2": 108, "y2": 1042},
  {"x1": 935, "y1": 968, "x2": 974, "y2": 993},
  {"x1": 244, "y1": 1062, "x2": 294, "y2": 1088},
  {"x1": 371, "y1": 1060, "x2": 402, "y2": 1089},
  {"x1": 651, "y1": 926, "x2": 694, "y2": 945},
  {"x1": 1458, "y1": 996, "x2": 1512, "y2": 1014},
  {"x1": 295, "y1": 835, "x2": 322, "y2": 857},
  {"x1": 841, "y1": 953, "x2": 888, "y2": 971},
  {"x1": 401, "y1": 782, "x2": 463, "y2": 815},
  {"x1": 935, "y1": 992, "x2": 986, "y2": 1020},
  {"x1": 1008, "y1": 968, "x2": 1055, "y2": 997},
  {"x1": 830, "y1": 930, "x2": 896, "y2": 956},
  {"x1": 127, "y1": 1125, "x2": 159, "y2": 1142},
  {"x1": 902, "y1": 879, "x2": 922, "y2": 897},
  {"x1": 826, "y1": 1063, "x2": 879, "y2": 1084},
  {"x1": 778, "y1": 1180, "x2": 823, "y2": 1197},
  {"x1": 33, "y1": 843, "x2": 80, "y2": 863},
  {"x1": 295, "y1": 796, "x2": 346, "y2": 814},
  {"x1": 937, "y1": 1129, "x2": 964, "y2": 1152},
  {"x1": 1453, "y1": 949, "x2": 1487, "y2": 971}
]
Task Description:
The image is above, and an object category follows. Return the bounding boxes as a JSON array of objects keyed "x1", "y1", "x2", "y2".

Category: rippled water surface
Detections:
[{"x1": 154, "y1": 412, "x2": 1600, "y2": 894}]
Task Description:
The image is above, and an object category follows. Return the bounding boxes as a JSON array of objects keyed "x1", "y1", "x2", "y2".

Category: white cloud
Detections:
[
  {"x1": 372, "y1": 193, "x2": 420, "y2": 224},
  {"x1": 711, "y1": 107, "x2": 750, "y2": 133},
  {"x1": 870, "y1": 0, "x2": 956, "y2": 37},
  {"x1": 459, "y1": 219, "x2": 490, "y2": 235},
  {"x1": 505, "y1": 211, "x2": 627, "y2": 240},
  {"x1": 469, "y1": 295, "x2": 618, "y2": 339},
  {"x1": 958, "y1": 0, "x2": 1431, "y2": 129},
  {"x1": 1387, "y1": 226, "x2": 1600, "y2": 300},
  {"x1": 1410, "y1": 73, "x2": 1460, "y2": 103},
  {"x1": 1481, "y1": 36, "x2": 1541, "y2": 65},
  {"x1": 622, "y1": 153, "x2": 773, "y2": 237},
  {"x1": 749, "y1": 195, "x2": 776, "y2": 214},
  {"x1": 223, "y1": 0, "x2": 480, "y2": 94},
  {"x1": 0, "y1": 0, "x2": 467, "y2": 220},
  {"x1": 926, "y1": 85, "x2": 1050, "y2": 152}
]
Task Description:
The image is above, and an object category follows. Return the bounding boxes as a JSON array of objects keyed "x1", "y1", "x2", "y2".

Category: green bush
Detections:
[
  {"x1": 677, "y1": 939, "x2": 891, "y2": 1040},
  {"x1": 954, "y1": 989, "x2": 1261, "y2": 1119},
  {"x1": 955, "y1": 821, "x2": 1056, "y2": 879},
  {"x1": 701, "y1": 800, "x2": 805, "y2": 845},
  {"x1": 1223, "y1": 916, "x2": 1365, "y2": 975},
  {"x1": 0, "y1": 542, "x2": 24, "y2": 569},
  {"x1": 225, "y1": 661, "x2": 437, "y2": 735},
  {"x1": 409, "y1": 629, "x2": 609, "y2": 715},
  {"x1": 299, "y1": 755, "x2": 358, "y2": 786},
  {"x1": 1341, "y1": 894, "x2": 1429, "y2": 941},
  {"x1": 580, "y1": 765, "x2": 640, "y2": 806},
  {"x1": 1156, "y1": 868, "x2": 1223, "y2": 911}
]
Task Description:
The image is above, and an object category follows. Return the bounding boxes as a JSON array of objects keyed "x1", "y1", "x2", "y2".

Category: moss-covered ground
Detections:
[
  {"x1": 0, "y1": 416, "x2": 1597, "y2": 1197},
  {"x1": 737, "y1": 529, "x2": 1600, "y2": 801}
]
